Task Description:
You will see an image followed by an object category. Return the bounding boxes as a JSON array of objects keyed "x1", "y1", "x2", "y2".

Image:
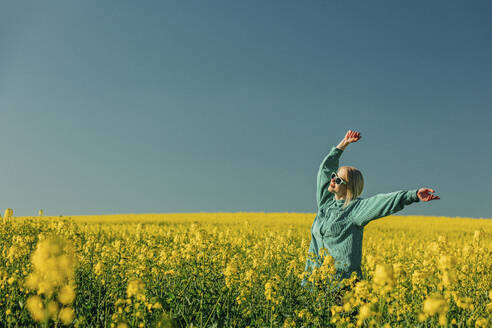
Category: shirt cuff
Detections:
[{"x1": 408, "y1": 189, "x2": 420, "y2": 203}]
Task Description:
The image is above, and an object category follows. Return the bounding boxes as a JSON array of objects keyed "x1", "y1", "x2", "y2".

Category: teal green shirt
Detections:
[{"x1": 303, "y1": 147, "x2": 420, "y2": 284}]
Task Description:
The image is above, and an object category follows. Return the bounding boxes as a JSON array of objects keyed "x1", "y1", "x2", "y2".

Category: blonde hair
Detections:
[{"x1": 339, "y1": 166, "x2": 364, "y2": 208}]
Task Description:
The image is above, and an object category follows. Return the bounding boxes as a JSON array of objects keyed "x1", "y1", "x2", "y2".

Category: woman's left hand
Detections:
[{"x1": 417, "y1": 188, "x2": 440, "y2": 202}]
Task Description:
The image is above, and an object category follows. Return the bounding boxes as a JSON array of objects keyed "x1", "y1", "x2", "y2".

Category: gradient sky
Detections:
[{"x1": 1, "y1": 0, "x2": 491, "y2": 218}]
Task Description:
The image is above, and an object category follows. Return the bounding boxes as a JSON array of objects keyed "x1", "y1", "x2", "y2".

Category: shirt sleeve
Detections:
[
  {"x1": 316, "y1": 147, "x2": 343, "y2": 209},
  {"x1": 350, "y1": 189, "x2": 420, "y2": 227}
]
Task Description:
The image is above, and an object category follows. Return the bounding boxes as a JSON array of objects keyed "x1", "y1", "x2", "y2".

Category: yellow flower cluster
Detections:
[
  {"x1": 264, "y1": 275, "x2": 283, "y2": 305},
  {"x1": 24, "y1": 236, "x2": 76, "y2": 325},
  {"x1": 420, "y1": 294, "x2": 448, "y2": 325},
  {"x1": 3, "y1": 208, "x2": 13, "y2": 221},
  {"x1": 111, "y1": 278, "x2": 166, "y2": 328}
]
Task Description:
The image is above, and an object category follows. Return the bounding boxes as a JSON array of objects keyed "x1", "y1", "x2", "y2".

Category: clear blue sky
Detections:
[{"x1": 1, "y1": 0, "x2": 491, "y2": 218}]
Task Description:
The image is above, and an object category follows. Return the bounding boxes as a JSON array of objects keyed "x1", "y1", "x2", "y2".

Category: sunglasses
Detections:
[{"x1": 330, "y1": 172, "x2": 347, "y2": 185}]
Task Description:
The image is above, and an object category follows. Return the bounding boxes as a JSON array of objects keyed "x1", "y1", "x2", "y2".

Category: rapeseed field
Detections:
[{"x1": 0, "y1": 213, "x2": 490, "y2": 327}]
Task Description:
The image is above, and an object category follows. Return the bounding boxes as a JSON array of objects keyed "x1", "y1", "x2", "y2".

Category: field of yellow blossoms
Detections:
[{"x1": 0, "y1": 211, "x2": 491, "y2": 327}]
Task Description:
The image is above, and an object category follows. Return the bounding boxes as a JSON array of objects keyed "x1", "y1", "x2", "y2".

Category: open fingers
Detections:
[
  {"x1": 418, "y1": 188, "x2": 440, "y2": 202},
  {"x1": 424, "y1": 194, "x2": 440, "y2": 201}
]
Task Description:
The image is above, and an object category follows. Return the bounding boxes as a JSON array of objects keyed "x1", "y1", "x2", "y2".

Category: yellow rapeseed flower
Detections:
[
  {"x1": 47, "y1": 301, "x2": 59, "y2": 320},
  {"x1": 264, "y1": 282, "x2": 273, "y2": 302},
  {"x1": 58, "y1": 307, "x2": 74, "y2": 325},
  {"x1": 58, "y1": 285, "x2": 75, "y2": 305},
  {"x1": 360, "y1": 304, "x2": 374, "y2": 320},
  {"x1": 373, "y1": 264, "x2": 394, "y2": 287},
  {"x1": 438, "y1": 255, "x2": 457, "y2": 270},
  {"x1": 94, "y1": 262, "x2": 103, "y2": 276},
  {"x1": 4, "y1": 208, "x2": 13, "y2": 219},
  {"x1": 473, "y1": 230, "x2": 482, "y2": 242},
  {"x1": 126, "y1": 279, "x2": 145, "y2": 299},
  {"x1": 423, "y1": 294, "x2": 448, "y2": 316},
  {"x1": 441, "y1": 270, "x2": 457, "y2": 287},
  {"x1": 475, "y1": 317, "x2": 488, "y2": 327},
  {"x1": 26, "y1": 296, "x2": 46, "y2": 322},
  {"x1": 438, "y1": 314, "x2": 447, "y2": 326},
  {"x1": 26, "y1": 237, "x2": 76, "y2": 297}
]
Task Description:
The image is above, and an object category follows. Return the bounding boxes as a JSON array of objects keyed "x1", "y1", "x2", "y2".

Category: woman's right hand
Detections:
[
  {"x1": 344, "y1": 130, "x2": 361, "y2": 143},
  {"x1": 417, "y1": 188, "x2": 440, "y2": 202},
  {"x1": 336, "y1": 130, "x2": 361, "y2": 151}
]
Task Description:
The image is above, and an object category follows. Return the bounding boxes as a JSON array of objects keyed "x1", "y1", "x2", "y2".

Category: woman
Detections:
[{"x1": 302, "y1": 130, "x2": 439, "y2": 288}]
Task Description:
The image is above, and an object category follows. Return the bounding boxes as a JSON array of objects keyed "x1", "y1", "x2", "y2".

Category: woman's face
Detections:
[{"x1": 328, "y1": 167, "x2": 348, "y2": 195}]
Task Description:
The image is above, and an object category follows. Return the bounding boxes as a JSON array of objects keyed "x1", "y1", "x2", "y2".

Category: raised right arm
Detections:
[
  {"x1": 316, "y1": 147, "x2": 343, "y2": 208},
  {"x1": 316, "y1": 130, "x2": 361, "y2": 208}
]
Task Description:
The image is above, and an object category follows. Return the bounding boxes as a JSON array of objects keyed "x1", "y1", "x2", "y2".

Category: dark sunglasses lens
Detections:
[
  {"x1": 335, "y1": 178, "x2": 342, "y2": 184},
  {"x1": 331, "y1": 173, "x2": 336, "y2": 179}
]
